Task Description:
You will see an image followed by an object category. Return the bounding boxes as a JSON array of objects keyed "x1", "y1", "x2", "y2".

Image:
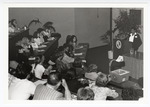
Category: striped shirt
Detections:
[{"x1": 33, "y1": 84, "x2": 64, "y2": 100}]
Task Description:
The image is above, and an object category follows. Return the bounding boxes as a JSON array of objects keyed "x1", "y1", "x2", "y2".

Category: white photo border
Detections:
[{"x1": 1, "y1": 0, "x2": 150, "y2": 107}]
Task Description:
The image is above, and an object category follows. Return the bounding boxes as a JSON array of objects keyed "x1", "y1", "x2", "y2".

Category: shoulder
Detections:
[
  {"x1": 24, "y1": 79, "x2": 36, "y2": 86},
  {"x1": 35, "y1": 64, "x2": 45, "y2": 70}
]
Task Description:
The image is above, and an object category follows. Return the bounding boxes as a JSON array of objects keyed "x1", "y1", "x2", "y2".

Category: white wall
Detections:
[
  {"x1": 75, "y1": 8, "x2": 110, "y2": 48},
  {"x1": 9, "y1": 8, "x2": 111, "y2": 48},
  {"x1": 9, "y1": 8, "x2": 75, "y2": 46}
]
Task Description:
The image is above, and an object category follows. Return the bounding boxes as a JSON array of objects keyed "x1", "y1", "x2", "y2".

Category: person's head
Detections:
[
  {"x1": 72, "y1": 35, "x2": 77, "y2": 43},
  {"x1": 77, "y1": 87, "x2": 95, "y2": 100},
  {"x1": 87, "y1": 64, "x2": 98, "y2": 73},
  {"x1": 31, "y1": 37, "x2": 35, "y2": 43},
  {"x1": 35, "y1": 55, "x2": 45, "y2": 64},
  {"x1": 36, "y1": 28, "x2": 45, "y2": 37},
  {"x1": 66, "y1": 35, "x2": 72, "y2": 44},
  {"x1": 14, "y1": 63, "x2": 32, "y2": 79},
  {"x1": 131, "y1": 27, "x2": 136, "y2": 34},
  {"x1": 62, "y1": 43, "x2": 73, "y2": 54},
  {"x1": 95, "y1": 73, "x2": 111, "y2": 87},
  {"x1": 43, "y1": 21, "x2": 53, "y2": 28},
  {"x1": 121, "y1": 88, "x2": 140, "y2": 100},
  {"x1": 22, "y1": 37, "x2": 30, "y2": 45},
  {"x1": 47, "y1": 72, "x2": 62, "y2": 89},
  {"x1": 10, "y1": 19, "x2": 17, "y2": 28}
]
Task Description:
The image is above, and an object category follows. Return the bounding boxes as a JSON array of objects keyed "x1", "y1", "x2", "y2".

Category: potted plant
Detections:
[
  {"x1": 101, "y1": 9, "x2": 141, "y2": 43},
  {"x1": 101, "y1": 9, "x2": 142, "y2": 58}
]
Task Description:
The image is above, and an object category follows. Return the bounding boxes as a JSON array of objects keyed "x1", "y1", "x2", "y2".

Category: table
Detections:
[
  {"x1": 122, "y1": 52, "x2": 143, "y2": 79},
  {"x1": 9, "y1": 29, "x2": 29, "y2": 60},
  {"x1": 74, "y1": 43, "x2": 89, "y2": 60}
]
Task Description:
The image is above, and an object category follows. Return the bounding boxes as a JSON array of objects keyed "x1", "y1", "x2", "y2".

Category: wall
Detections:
[
  {"x1": 9, "y1": 8, "x2": 110, "y2": 48},
  {"x1": 112, "y1": 8, "x2": 143, "y2": 52},
  {"x1": 9, "y1": 8, "x2": 75, "y2": 46},
  {"x1": 74, "y1": 8, "x2": 110, "y2": 48}
]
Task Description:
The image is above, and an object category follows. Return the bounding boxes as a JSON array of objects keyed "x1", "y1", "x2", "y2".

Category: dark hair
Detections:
[
  {"x1": 71, "y1": 35, "x2": 77, "y2": 43},
  {"x1": 131, "y1": 27, "x2": 137, "y2": 32},
  {"x1": 47, "y1": 72, "x2": 62, "y2": 86},
  {"x1": 77, "y1": 87, "x2": 95, "y2": 100},
  {"x1": 10, "y1": 19, "x2": 17, "y2": 28},
  {"x1": 121, "y1": 88, "x2": 140, "y2": 100},
  {"x1": 43, "y1": 22, "x2": 56, "y2": 32},
  {"x1": 34, "y1": 55, "x2": 44, "y2": 69},
  {"x1": 95, "y1": 74, "x2": 108, "y2": 87},
  {"x1": 66, "y1": 35, "x2": 72, "y2": 44},
  {"x1": 37, "y1": 28, "x2": 44, "y2": 34},
  {"x1": 15, "y1": 63, "x2": 32, "y2": 79},
  {"x1": 35, "y1": 55, "x2": 43, "y2": 64},
  {"x1": 63, "y1": 43, "x2": 73, "y2": 51},
  {"x1": 87, "y1": 64, "x2": 98, "y2": 73},
  {"x1": 43, "y1": 21, "x2": 53, "y2": 28}
]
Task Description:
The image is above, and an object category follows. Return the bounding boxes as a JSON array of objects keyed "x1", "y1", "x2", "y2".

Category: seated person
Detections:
[
  {"x1": 9, "y1": 63, "x2": 36, "y2": 100},
  {"x1": 56, "y1": 45, "x2": 75, "y2": 71},
  {"x1": 89, "y1": 75, "x2": 118, "y2": 100},
  {"x1": 33, "y1": 28, "x2": 45, "y2": 45},
  {"x1": 16, "y1": 37, "x2": 34, "y2": 58},
  {"x1": 9, "y1": 19, "x2": 19, "y2": 33},
  {"x1": 43, "y1": 25, "x2": 55, "y2": 39},
  {"x1": 63, "y1": 43, "x2": 74, "y2": 57},
  {"x1": 121, "y1": 88, "x2": 142, "y2": 100},
  {"x1": 43, "y1": 21, "x2": 56, "y2": 33},
  {"x1": 15, "y1": 40, "x2": 29, "y2": 64},
  {"x1": 77, "y1": 87, "x2": 95, "y2": 100},
  {"x1": 65, "y1": 35, "x2": 77, "y2": 52},
  {"x1": 85, "y1": 64, "x2": 99, "y2": 81},
  {"x1": 33, "y1": 72, "x2": 71, "y2": 100},
  {"x1": 31, "y1": 55, "x2": 52, "y2": 79},
  {"x1": 30, "y1": 37, "x2": 38, "y2": 51},
  {"x1": 27, "y1": 73, "x2": 47, "y2": 86}
]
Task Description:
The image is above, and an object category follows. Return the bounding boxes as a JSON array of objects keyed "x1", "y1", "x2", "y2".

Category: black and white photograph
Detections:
[{"x1": 1, "y1": 0, "x2": 150, "y2": 106}]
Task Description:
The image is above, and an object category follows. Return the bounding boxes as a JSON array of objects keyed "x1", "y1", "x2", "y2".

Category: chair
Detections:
[{"x1": 109, "y1": 59, "x2": 125, "y2": 73}]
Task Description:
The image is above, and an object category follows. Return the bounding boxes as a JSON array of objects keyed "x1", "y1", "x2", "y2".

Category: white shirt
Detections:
[
  {"x1": 90, "y1": 86, "x2": 118, "y2": 100},
  {"x1": 34, "y1": 79, "x2": 47, "y2": 86},
  {"x1": 33, "y1": 64, "x2": 45, "y2": 79},
  {"x1": 129, "y1": 33, "x2": 137, "y2": 42},
  {"x1": 34, "y1": 38, "x2": 42, "y2": 46},
  {"x1": 9, "y1": 27, "x2": 15, "y2": 33},
  {"x1": 9, "y1": 77, "x2": 36, "y2": 100},
  {"x1": 31, "y1": 42, "x2": 38, "y2": 50}
]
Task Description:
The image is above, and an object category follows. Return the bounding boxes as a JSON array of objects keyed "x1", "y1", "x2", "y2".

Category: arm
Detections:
[
  {"x1": 61, "y1": 79, "x2": 72, "y2": 100},
  {"x1": 106, "y1": 88, "x2": 119, "y2": 98}
]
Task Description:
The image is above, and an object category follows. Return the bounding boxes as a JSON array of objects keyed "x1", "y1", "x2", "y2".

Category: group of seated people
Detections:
[
  {"x1": 9, "y1": 20, "x2": 142, "y2": 101},
  {"x1": 9, "y1": 61, "x2": 142, "y2": 100}
]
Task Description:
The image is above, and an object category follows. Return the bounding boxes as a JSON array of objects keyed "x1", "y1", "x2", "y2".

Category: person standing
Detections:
[{"x1": 129, "y1": 28, "x2": 142, "y2": 55}]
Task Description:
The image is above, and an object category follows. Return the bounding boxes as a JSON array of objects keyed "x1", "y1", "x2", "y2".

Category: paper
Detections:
[
  {"x1": 37, "y1": 49, "x2": 45, "y2": 52},
  {"x1": 48, "y1": 37, "x2": 55, "y2": 41},
  {"x1": 74, "y1": 53, "x2": 83, "y2": 56},
  {"x1": 38, "y1": 45, "x2": 47, "y2": 48},
  {"x1": 116, "y1": 55, "x2": 124, "y2": 62},
  {"x1": 28, "y1": 57, "x2": 36, "y2": 60}
]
